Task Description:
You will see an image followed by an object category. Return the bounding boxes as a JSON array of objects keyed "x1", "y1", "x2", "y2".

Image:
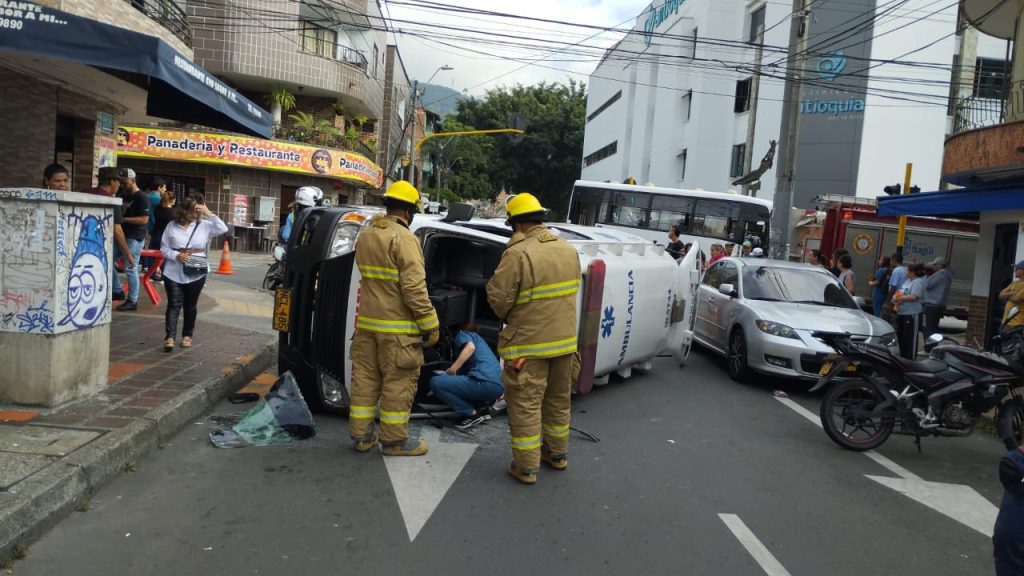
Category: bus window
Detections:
[
  {"x1": 568, "y1": 186, "x2": 610, "y2": 226},
  {"x1": 649, "y1": 195, "x2": 693, "y2": 232},
  {"x1": 693, "y1": 199, "x2": 739, "y2": 241},
  {"x1": 606, "y1": 191, "x2": 651, "y2": 228}
]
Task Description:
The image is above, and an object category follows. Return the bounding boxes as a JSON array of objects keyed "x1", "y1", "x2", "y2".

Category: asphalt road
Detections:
[{"x1": 10, "y1": 346, "x2": 1005, "y2": 575}]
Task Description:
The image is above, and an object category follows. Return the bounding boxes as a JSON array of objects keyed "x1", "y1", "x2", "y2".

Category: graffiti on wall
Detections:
[
  {"x1": 58, "y1": 211, "x2": 109, "y2": 329},
  {"x1": 0, "y1": 201, "x2": 55, "y2": 333},
  {"x1": 0, "y1": 195, "x2": 112, "y2": 334}
]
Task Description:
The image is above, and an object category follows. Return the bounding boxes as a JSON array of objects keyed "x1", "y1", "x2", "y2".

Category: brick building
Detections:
[{"x1": 0, "y1": 0, "x2": 269, "y2": 190}]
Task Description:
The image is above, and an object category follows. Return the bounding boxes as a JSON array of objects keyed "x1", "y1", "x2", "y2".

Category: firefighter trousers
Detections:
[
  {"x1": 349, "y1": 330, "x2": 423, "y2": 444},
  {"x1": 503, "y1": 353, "x2": 577, "y2": 472}
]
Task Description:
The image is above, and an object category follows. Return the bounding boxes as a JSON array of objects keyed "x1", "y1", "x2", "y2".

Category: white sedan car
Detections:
[{"x1": 693, "y1": 258, "x2": 898, "y2": 381}]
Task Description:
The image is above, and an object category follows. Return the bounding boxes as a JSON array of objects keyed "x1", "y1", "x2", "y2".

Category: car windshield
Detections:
[{"x1": 742, "y1": 266, "x2": 858, "y2": 309}]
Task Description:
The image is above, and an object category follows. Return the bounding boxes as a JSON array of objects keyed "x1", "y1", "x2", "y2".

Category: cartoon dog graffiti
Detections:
[{"x1": 59, "y1": 215, "x2": 108, "y2": 328}]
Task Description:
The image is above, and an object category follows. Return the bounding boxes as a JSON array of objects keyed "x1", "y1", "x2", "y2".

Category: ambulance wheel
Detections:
[{"x1": 727, "y1": 328, "x2": 750, "y2": 382}]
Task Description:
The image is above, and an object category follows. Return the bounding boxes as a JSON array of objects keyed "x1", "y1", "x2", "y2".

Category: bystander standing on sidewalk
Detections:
[
  {"x1": 42, "y1": 163, "x2": 70, "y2": 190},
  {"x1": 148, "y1": 179, "x2": 174, "y2": 282},
  {"x1": 159, "y1": 194, "x2": 228, "y2": 352},
  {"x1": 837, "y1": 254, "x2": 856, "y2": 295},
  {"x1": 882, "y1": 253, "x2": 907, "y2": 324},
  {"x1": 893, "y1": 263, "x2": 926, "y2": 359},
  {"x1": 115, "y1": 168, "x2": 149, "y2": 311},
  {"x1": 868, "y1": 256, "x2": 891, "y2": 317},
  {"x1": 85, "y1": 167, "x2": 132, "y2": 301},
  {"x1": 923, "y1": 257, "x2": 953, "y2": 337}
]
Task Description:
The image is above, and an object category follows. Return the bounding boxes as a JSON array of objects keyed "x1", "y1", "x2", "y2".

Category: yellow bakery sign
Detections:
[{"x1": 117, "y1": 125, "x2": 382, "y2": 188}]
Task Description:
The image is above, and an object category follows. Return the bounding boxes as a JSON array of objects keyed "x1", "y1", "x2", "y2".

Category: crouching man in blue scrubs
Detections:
[{"x1": 430, "y1": 324, "x2": 504, "y2": 430}]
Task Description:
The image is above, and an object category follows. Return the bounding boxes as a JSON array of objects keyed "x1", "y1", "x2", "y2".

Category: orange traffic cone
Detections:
[{"x1": 215, "y1": 240, "x2": 235, "y2": 275}]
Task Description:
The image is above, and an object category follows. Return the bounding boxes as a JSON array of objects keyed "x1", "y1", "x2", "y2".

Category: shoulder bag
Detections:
[{"x1": 181, "y1": 222, "x2": 209, "y2": 276}]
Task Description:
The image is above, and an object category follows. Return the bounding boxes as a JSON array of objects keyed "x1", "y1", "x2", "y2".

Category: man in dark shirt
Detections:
[
  {"x1": 116, "y1": 168, "x2": 149, "y2": 311},
  {"x1": 86, "y1": 167, "x2": 132, "y2": 301},
  {"x1": 665, "y1": 224, "x2": 685, "y2": 261}
]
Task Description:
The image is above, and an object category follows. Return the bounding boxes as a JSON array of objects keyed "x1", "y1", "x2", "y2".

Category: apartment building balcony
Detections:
[
  {"x1": 188, "y1": 0, "x2": 386, "y2": 121},
  {"x1": 126, "y1": 0, "x2": 192, "y2": 48}
]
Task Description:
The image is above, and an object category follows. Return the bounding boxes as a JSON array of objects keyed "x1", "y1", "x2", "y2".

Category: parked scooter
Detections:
[
  {"x1": 810, "y1": 309, "x2": 1024, "y2": 451},
  {"x1": 263, "y1": 242, "x2": 286, "y2": 291}
]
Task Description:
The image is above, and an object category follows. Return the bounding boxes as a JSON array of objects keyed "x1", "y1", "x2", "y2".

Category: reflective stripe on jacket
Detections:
[
  {"x1": 355, "y1": 214, "x2": 438, "y2": 335},
  {"x1": 486, "y1": 225, "x2": 581, "y2": 360}
]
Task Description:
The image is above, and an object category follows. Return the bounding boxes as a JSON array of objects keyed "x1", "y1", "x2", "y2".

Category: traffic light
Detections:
[
  {"x1": 909, "y1": 185, "x2": 921, "y2": 194},
  {"x1": 883, "y1": 183, "x2": 901, "y2": 196}
]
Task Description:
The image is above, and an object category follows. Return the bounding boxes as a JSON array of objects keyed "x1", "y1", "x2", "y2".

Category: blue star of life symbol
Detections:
[{"x1": 601, "y1": 306, "x2": 615, "y2": 338}]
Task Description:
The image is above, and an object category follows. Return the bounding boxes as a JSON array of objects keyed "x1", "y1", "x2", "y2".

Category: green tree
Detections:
[
  {"x1": 420, "y1": 118, "x2": 494, "y2": 201},
  {"x1": 454, "y1": 80, "x2": 586, "y2": 219}
]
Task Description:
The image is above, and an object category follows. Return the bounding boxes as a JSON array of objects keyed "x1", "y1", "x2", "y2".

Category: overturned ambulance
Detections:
[{"x1": 274, "y1": 205, "x2": 700, "y2": 414}]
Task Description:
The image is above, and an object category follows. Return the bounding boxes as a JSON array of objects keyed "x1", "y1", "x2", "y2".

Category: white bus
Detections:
[{"x1": 567, "y1": 180, "x2": 773, "y2": 257}]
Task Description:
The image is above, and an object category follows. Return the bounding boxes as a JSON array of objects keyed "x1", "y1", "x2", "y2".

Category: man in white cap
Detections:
[
  {"x1": 923, "y1": 257, "x2": 953, "y2": 337},
  {"x1": 750, "y1": 247, "x2": 764, "y2": 258}
]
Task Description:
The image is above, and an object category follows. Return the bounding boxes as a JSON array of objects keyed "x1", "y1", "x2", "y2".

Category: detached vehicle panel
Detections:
[{"x1": 276, "y1": 206, "x2": 701, "y2": 413}]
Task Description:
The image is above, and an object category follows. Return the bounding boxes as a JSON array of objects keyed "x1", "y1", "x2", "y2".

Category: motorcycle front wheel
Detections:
[
  {"x1": 820, "y1": 378, "x2": 895, "y2": 451},
  {"x1": 997, "y1": 397, "x2": 1024, "y2": 451}
]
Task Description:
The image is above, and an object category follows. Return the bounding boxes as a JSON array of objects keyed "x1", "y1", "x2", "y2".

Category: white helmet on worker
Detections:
[{"x1": 295, "y1": 186, "x2": 324, "y2": 208}]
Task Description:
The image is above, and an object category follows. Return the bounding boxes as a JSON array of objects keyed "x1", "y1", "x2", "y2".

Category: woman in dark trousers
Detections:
[
  {"x1": 892, "y1": 263, "x2": 926, "y2": 359},
  {"x1": 148, "y1": 182, "x2": 175, "y2": 281},
  {"x1": 159, "y1": 194, "x2": 228, "y2": 352}
]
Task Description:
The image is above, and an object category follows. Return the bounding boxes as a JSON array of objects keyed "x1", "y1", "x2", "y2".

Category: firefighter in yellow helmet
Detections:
[
  {"x1": 349, "y1": 180, "x2": 440, "y2": 456},
  {"x1": 486, "y1": 193, "x2": 581, "y2": 484}
]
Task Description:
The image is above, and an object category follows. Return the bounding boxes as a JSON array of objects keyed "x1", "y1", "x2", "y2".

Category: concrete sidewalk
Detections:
[{"x1": 0, "y1": 279, "x2": 278, "y2": 563}]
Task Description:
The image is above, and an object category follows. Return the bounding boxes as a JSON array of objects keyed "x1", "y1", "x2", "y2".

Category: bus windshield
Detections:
[{"x1": 568, "y1": 182, "x2": 770, "y2": 250}]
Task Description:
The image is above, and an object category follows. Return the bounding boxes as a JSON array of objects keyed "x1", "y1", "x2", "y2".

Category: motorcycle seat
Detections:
[{"x1": 894, "y1": 357, "x2": 947, "y2": 373}]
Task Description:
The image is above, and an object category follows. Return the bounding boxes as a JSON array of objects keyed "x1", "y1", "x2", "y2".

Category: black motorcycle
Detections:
[
  {"x1": 810, "y1": 320, "x2": 1024, "y2": 452},
  {"x1": 263, "y1": 242, "x2": 286, "y2": 291}
]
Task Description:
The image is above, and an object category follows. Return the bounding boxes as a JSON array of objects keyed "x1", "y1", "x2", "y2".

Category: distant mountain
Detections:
[{"x1": 418, "y1": 83, "x2": 463, "y2": 118}]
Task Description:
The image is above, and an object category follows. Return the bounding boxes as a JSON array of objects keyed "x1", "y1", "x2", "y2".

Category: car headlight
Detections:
[
  {"x1": 755, "y1": 320, "x2": 799, "y2": 339},
  {"x1": 329, "y1": 222, "x2": 361, "y2": 258},
  {"x1": 879, "y1": 332, "x2": 897, "y2": 346}
]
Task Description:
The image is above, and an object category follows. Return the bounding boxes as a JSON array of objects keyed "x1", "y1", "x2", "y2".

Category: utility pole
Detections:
[
  {"x1": 769, "y1": 0, "x2": 811, "y2": 261},
  {"x1": 741, "y1": 20, "x2": 765, "y2": 197}
]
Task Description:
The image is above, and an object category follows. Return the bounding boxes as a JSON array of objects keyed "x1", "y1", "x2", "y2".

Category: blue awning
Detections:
[
  {"x1": 0, "y1": 3, "x2": 272, "y2": 139},
  {"x1": 876, "y1": 185, "x2": 1024, "y2": 217}
]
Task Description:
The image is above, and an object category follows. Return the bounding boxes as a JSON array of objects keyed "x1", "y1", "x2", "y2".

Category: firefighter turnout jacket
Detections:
[
  {"x1": 486, "y1": 225, "x2": 581, "y2": 360},
  {"x1": 355, "y1": 214, "x2": 439, "y2": 336}
]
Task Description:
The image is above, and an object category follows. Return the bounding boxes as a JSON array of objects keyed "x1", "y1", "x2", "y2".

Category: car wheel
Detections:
[{"x1": 727, "y1": 328, "x2": 750, "y2": 382}]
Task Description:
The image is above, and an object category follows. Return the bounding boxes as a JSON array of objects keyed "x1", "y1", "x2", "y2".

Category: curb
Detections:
[{"x1": 0, "y1": 337, "x2": 278, "y2": 563}]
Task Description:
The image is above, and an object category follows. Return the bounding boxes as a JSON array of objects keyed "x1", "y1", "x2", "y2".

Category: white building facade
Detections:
[{"x1": 581, "y1": 0, "x2": 993, "y2": 208}]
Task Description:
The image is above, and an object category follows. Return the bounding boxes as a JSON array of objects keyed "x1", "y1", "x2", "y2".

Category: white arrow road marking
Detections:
[
  {"x1": 382, "y1": 426, "x2": 478, "y2": 542},
  {"x1": 774, "y1": 396, "x2": 998, "y2": 537},
  {"x1": 718, "y1": 514, "x2": 793, "y2": 576},
  {"x1": 865, "y1": 475, "x2": 997, "y2": 537}
]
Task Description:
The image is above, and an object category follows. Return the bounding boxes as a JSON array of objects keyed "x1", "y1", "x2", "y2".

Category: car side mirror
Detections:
[
  {"x1": 719, "y1": 283, "x2": 736, "y2": 297},
  {"x1": 924, "y1": 333, "x2": 943, "y2": 352}
]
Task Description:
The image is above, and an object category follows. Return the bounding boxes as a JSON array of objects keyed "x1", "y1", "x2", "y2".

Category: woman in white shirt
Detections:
[{"x1": 159, "y1": 194, "x2": 228, "y2": 352}]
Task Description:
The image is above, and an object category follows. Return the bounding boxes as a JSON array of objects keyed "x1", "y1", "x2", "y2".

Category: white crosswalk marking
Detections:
[{"x1": 718, "y1": 514, "x2": 793, "y2": 576}]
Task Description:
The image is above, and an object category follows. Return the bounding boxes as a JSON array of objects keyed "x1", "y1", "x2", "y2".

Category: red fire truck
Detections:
[{"x1": 814, "y1": 195, "x2": 978, "y2": 319}]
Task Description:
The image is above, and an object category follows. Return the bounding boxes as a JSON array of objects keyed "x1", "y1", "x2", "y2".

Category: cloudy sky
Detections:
[{"x1": 382, "y1": 0, "x2": 646, "y2": 97}]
